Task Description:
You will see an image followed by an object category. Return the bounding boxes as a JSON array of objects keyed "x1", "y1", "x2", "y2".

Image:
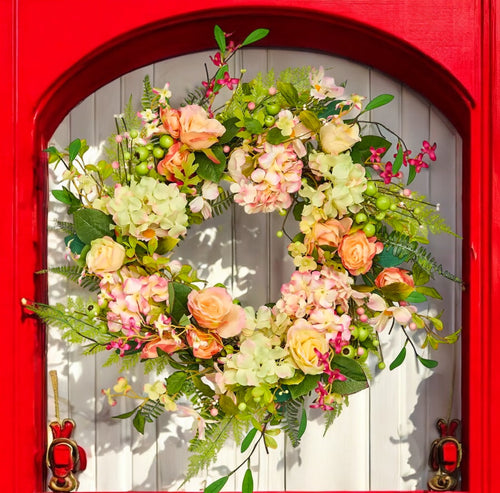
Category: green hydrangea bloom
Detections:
[{"x1": 106, "y1": 177, "x2": 188, "y2": 241}]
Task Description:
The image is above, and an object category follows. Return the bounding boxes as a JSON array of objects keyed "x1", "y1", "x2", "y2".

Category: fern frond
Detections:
[
  {"x1": 50, "y1": 220, "x2": 76, "y2": 235},
  {"x1": 323, "y1": 402, "x2": 342, "y2": 436},
  {"x1": 139, "y1": 399, "x2": 165, "y2": 423},
  {"x1": 141, "y1": 75, "x2": 155, "y2": 111},
  {"x1": 383, "y1": 231, "x2": 461, "y2": 282},
  {"x1": 185, "y1": 416, "x2": 234, "y2": 482},
  {"x1": 27, "y1": 298, "x2": 111, "y2": 346},
  {"x1": 211, "y1": 189, "x2": 234, "y2": 216},
  {"x1": 183, "y1": 86, "x2": 208, "y2": 107},
  {"x1": 41, "y1": 264, "x2": 100, "y2": 292},
  {"x1": 143, "y1": 354, "x2": 171, "y2": 375},
  {"x1": 280, "y1": 398, "x2": 305, "y2": 448}
]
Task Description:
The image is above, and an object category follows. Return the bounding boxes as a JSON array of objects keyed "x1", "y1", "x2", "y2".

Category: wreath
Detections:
[{"x1": 26, "y1": 25, "x2": 461, "y2": 493}]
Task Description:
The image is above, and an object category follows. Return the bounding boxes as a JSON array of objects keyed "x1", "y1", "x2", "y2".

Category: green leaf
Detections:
[
  {"x1": 195, "y1": 150, "x2": 226, "y2": 182},
  {"x1": 52, "y1": 187, "x2": 80, "y2": 206},
  {"x1": 318, "y1": 99, "x2": 343, "y2": 119},
  {"x1": 429, "y1": 316, "x2": 444, "y2": 330},
  {"x1": 219, "y1": 394, "x2": 239, "y2": 415},
  {"x1": 148, "y1": 236, "x2": 158, "y2": 255},
  {"x1": 392, "y1": 143, "x2": 403, "y2": 174},
  {"x1": 205, "y1": 477, "x2": 229, "y2": 493},
  {"x1": 297, "y1": 408, "x2": 307, "y2": 440},
  {"x1": 330, "y1": 355, "x2": 369, "y2": 395},
  {"x1": 363, "y1": 94, "x2": 394, "y2": 112},
  {"x1": 376, "y1": 247, "x2": 405, "y2": 267},
  {"x1": 214, "y1": 25, "x2": 226, "y2": 53},
  {"x1": 64, "y1": 233, "x2": 86, "y2": 255},
  {"x1": 192, "y1": 375, "x2": 215, "y2": 398},
  {"x1": 168, "y1": 282, "x2": 193, "y2": 323},
  {"x1": 166, "y1": 371, "x2": 187, "y2": 395},
  {"x1": 277, "y1": 81, "x2": 299, "y2": 107},
  {"x1": 288, "y1": 374, "x2": 320, "y2": 399},
  {"x1": 416, "y1": 286, "x2": 443, "y2": 299},
  {"x1": 73, "y1": 208, "x2": 114, "y2": 244},
  {"x1": 241, "y1": 427, "x2": 258, "y2": 453},
  {"x1": 405, "y1": 291, "x2": 427, "y2": 303},
  {"x1": 133, "y1": 410, "x2": 146, "y2": 434},
  {"x1": 299, "y1": 110, "x2": 321, "y2": 132},
  {"x1": 407, "y1": 164, "x2": 417, "y2": 185},
  {"x1": 244, "y1": 118, "x2": 264, "y2": 135},
  {"x1": 241, "y1": 28, "x2": 269, "y2": 47},
  {"x1": 68, "y1": 138, "x2": 82, "y2": 161},
  {"x1": 412, "y1": 262, "x2": 430, "y2": 285},
  {"x1": 266, "y1": 127, "x2": 288, "y2": 145},
  {"x1": 389, "y1": 346, "x2": 407, "y2": 370},
  {"x1": 380, "y1": 282, "x2": 415, "y2": 302},
  {"x1": 219, "y1": 117, "x2": 241, "y2": 144},
  {"x1": 242, "y1": 468, "x2": 254, "y2": 493},
  {"x1": 417, "y1": 355, "x2": 438, "y2": 368},
  {"x1": 350, "y1": 135, "x2": 391, "y2": 164},
  {"x1": 113, "y1": 407, "x2": 139, "y2": 419},
  {"x1": 264, "y1": 434, "x2": 278, "y2": 449}
]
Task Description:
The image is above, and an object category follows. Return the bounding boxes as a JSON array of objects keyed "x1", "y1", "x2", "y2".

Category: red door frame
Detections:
[{"x1": 2, "y1": 1, "x2": 498, "y2": 492}]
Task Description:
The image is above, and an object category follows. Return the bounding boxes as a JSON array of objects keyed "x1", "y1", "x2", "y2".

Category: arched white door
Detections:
[{"x1": 47, "y1": 48, "x2": 462, "y2": 491}]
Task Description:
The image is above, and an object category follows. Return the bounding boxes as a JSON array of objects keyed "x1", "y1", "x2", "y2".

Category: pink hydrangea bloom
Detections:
[{"x1": 229, "y1": 143, "x2": 303, "y2": 213}]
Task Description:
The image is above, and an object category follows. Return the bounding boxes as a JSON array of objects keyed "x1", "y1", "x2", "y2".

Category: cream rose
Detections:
[
  {"x1": 286, "y1": 319, "x2": 329, "y2": 374},
  {"x1": 338, "y1": 230, "x2": 383, "y2": 276},
  {"x1": 375, "y1": 267, "x2": 415, "y2": 288},
  {"x1": 179, "y1": 105, "x2": 226, "y2": 150},
  {"x1": 319, "y1": 121, "x2": 361, "y2": 155},
  {"x1": 187, "y1": 287, "x2": 246, "y2": 338},
  {"x1": 86, "y1": 236, "x2": 125, "y2": 276}
]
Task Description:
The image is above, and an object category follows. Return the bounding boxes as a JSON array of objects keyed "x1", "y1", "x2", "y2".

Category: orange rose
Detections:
[
  {"x1": 338, "y1": 230, "x2": 383, "y2": 276},
  {"x1": 179, "y1": 105, "x2": 226, "y2": 150},
  {"x1": 304, "y1": 217, "x2": 353, "y2": 258},
  {"x1": 140, "y1": 334, "x2": 185, "y2": 359},
  {"x1": 160, "y1": 107, "x2": 181, "y2": 139},
  {"x1": 186, "y1": 326, "x2": 223, "y2": 359},
  {"x1": 375, "y1": 267, "x2": 414, "y2": 288},
  {"x1": 187, "y1": 287, "x2": 246, "y2": 338},
  {"x1": 157, "y1": 141, "x2": 190, "y2": 181}
]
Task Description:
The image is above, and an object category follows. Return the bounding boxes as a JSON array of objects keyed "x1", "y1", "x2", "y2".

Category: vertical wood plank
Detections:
[
  {"x1": 67, "y1": 94, "x2": 100, "y2": 491},
  {"x1": 368, "y1": 71, "x2": 406, "y2": 490}
]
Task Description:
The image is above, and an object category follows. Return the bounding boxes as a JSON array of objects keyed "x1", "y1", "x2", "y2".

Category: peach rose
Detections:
[
  {"x1": 304, "y1": 217, "x2": 353, "y2": 257},
  {"x1": 157, "y1": 141, "x2": 190, "y2": 181},
  {"x1": 186, "y1": 326, "x2": 223, "y2": 359},
  {"x1": 160, "y1": 107, "x2": 181, "y2": 139},
  {"x1": 375, "y1": 267, "x2": 414, "y2": 288},
  {"x1": 187, "y1": 287, "x2": 246, "y2": 338},
  {"x1": 338, "y1": 230, "x2": 383, "y2": 276},
  {"x1": 179, "y1": 105, "x2": 226, "y2": 150},
  {"x1": 319, "y1": 121, "x2": 361, "y2": 155},
  {"x1": 286, "y1": 318, "x2": 329, "y2": 375},
  {"x1": 86, "y1": 236, "x2": 125, "y2": 276},
  {"x1": 140, "y1": 334, "x2": 185, "y2": 359}
]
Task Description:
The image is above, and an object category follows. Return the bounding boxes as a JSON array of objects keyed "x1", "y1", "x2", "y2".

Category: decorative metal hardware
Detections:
[
  {"x1": 428, "y1": 418, "x2": 462, "y2": 491},
  {"x1": 47, "y1": 371, "x2": 87, "y2": 492}
]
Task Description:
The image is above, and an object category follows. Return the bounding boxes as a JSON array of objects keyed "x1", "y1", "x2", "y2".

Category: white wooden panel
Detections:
[{"x1": 47, "y1": 48, "x2": 462, "y2": 491}]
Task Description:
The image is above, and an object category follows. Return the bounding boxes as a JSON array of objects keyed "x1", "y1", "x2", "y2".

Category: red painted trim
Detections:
[{"x1": 2, "y1": 1, "x2": 498, "y2": 492}]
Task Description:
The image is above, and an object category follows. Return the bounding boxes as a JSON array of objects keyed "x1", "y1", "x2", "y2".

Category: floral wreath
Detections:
[{"x1": 26, "y1": 26, "x2": 461, "y2": 493}]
